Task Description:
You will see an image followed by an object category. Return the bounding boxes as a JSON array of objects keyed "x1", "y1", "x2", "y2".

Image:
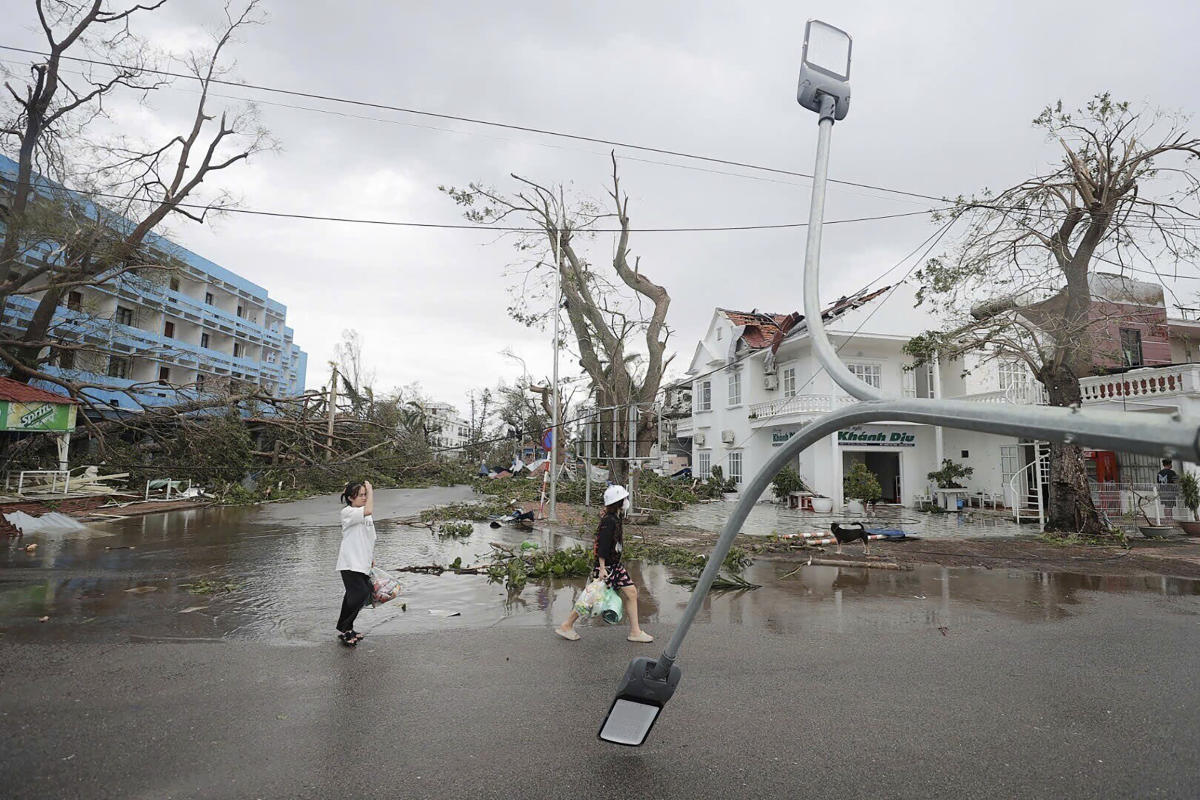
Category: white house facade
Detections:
[{"x1": 682, "y1": 278, "x2": 1200, "y2": 518}]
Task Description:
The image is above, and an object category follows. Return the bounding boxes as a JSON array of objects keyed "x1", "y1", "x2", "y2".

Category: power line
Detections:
[
  {"x1": 0, "y1": 44, "x2": 951, "y2": 204},
  {"x1": 17, "y1": 183, "x2": 943, "y2": 233},
  {"x1": 5, "y1": 51, "x2": 1198, "y2": 234}
]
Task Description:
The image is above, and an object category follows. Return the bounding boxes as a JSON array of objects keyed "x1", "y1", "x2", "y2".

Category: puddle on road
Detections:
[{"x1": 2, "y1": 486, "x2": 1198, "y2": 643}]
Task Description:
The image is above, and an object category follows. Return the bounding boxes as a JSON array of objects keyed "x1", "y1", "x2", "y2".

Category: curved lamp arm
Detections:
[{"x1": 650, "y1": 397, "x2": 1198, "y2": 676}]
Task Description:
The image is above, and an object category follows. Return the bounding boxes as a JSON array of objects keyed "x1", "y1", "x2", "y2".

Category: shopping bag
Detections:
[
  {"x1": 574, "y1": 578, "x2": 608, "y2": 617},
  {"x1": 369, "y1": 566, "x2": 402, "y2": 606},
  {"x1": 596, "y1": 586, "x2": 624, "y2": 625}
]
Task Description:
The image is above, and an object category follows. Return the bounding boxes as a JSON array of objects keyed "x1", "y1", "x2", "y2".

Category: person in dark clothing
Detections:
[
  {"x1": 555, "y1": 484, "x2": 653, "y2": 643},
  {"x1": 1158, "y1": 459, "x2": 1179, "y2": 520}
]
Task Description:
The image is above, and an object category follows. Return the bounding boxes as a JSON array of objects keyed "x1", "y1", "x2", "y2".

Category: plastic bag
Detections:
[
  {"x1": 574, "y1": 578, "x2": 608, "y2": 617},
  {"x1": 369, "y1": 566, "x2": 402, "y2": 606},
  {"x1": 596, "y1": 586, "x2": 624, "y2": 625}
]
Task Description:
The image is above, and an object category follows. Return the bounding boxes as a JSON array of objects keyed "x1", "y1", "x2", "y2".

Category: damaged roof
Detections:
[
  {"x1": 718, "y1": 284, "x2": 894, "y2": 351},
  {"x1": 0, "y1": 377, "x2": 76, "y2": 405}
]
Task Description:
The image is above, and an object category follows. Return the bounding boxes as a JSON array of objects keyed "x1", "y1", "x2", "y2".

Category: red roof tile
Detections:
[
  {"x1": 720, "y1": 285, "x2": 894, "y2": 351},
  {"x1": 0, "y1": 377, "x2": 77, "y2": 405}
]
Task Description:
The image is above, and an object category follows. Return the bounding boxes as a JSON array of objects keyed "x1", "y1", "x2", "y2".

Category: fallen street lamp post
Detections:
[{"x1": 599, "y1": 18, "x2": 1200, "y2": 746}]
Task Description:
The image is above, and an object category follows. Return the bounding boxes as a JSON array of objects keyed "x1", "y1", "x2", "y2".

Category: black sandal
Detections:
[{"x1": 337, "y1": 631, "x2": 360, "y2": 647}]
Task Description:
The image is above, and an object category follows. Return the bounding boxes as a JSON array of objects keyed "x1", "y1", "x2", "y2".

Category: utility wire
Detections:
[
  {"x1": 4, "y1": 53, "x2": 1197, "y2": 234},
  {"x1": 0, "y1": 44, "x2": 953, "y2": 204}
]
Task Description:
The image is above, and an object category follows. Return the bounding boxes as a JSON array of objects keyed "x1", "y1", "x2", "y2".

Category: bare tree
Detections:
[
  {"x1": 907, "y1": 94, "x2": 1200, "y2": 534},
  {"x1": 0, "y1": 0, "x2": 272, "y2": 395},
  {"x1": 441, "y1": 155, "x2": 672, "y2": 482},
  {"x1": 334, "y1": 328, "x2": 376, "y2": 416}
]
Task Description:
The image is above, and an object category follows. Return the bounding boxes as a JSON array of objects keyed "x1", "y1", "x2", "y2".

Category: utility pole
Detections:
[
  {"x1": 549, "y1": 201, "x2": 563, "y2": 522},
  {"x1": 325, "y1": 362, "x2": 338, "y2": 462}
]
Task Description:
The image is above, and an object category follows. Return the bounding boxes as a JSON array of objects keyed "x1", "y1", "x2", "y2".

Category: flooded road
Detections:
[{"x1": 3, "y1": 486, "x2": 1198, "y2": 644}]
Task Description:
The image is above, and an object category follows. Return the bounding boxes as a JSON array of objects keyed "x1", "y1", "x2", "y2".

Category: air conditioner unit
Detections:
[
  {"x1": 720, "y1": 429, "x2": 736, "y2": 444},
  {"x1": 763, "y1": 373, "x2": 779, "y2": 390},
  {"x1": 694, "y1": 432, "x2": 706, "y2": 446}
]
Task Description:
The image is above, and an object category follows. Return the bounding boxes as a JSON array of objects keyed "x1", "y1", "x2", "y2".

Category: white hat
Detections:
[{"x1": 603, "y1": 484, "x2": 630, "y2": 507}]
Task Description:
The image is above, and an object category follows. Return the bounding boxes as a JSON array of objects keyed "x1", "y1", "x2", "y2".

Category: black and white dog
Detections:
[{"x1": 830, "y1": 522, "x2": 870, "y2": 555}]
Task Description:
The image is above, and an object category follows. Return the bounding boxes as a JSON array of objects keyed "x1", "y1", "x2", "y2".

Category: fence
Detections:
[{"x1": 1088, "y1": 481, "x2": 1181, "y2": 527}]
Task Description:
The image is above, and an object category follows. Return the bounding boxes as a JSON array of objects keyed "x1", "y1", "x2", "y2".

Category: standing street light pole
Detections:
[{"x1": 549, "y1": 206, "x2": 562, "y2": 522}]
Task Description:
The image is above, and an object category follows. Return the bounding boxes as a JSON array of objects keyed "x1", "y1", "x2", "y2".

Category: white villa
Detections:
[{"x1": 678, "y1": 277, "x2": 1199, "y2": 519}]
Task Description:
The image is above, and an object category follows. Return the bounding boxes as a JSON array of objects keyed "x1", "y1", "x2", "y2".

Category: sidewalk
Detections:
[{"x1": 663, "y1": 499, "x2": 1028, "y2": 538}]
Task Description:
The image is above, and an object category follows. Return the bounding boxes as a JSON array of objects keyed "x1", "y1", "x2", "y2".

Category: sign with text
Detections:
[
  {"x1": 771, "y1": 430, "x2": 796, "y2": 447},
  {"x1": 837, "y1": 426, "x2": 916, "y2": 447},
  {"x1": 0, "y1": 400, "x2": 77, "y2": 432}
]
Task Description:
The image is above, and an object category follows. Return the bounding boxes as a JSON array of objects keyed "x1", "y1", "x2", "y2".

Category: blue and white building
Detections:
[{"x1": 1, "y1": 154, "x2": 307, "y2": 411}]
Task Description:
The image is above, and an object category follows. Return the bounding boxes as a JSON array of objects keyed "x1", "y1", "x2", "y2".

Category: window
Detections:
[
  {"x1": 236, "y1": 305, "x2": 244, "y2": 318},
  {"x1": 998, "y1": 360, "x2": 1028, "y2": 392},
  {"x1": 66, "y1": 291, "x2": 82, "y2": 311},
  {"x1": 205, "y1": 292, "x2": 214, "y2": 306},
  {"x1": 107, "y1": 357, "x2": 128, "y2": 379},
  {"x1": 916, "y1": 362, "x2": 935, "y2": 399},
  {"x1": 200, "y1": 332, "x2": 210, "y2": 349},
  {"x1": 846, "y1": 362, "x2": 882, "y2": 390},
  {"x1": 1120, "y1": 328, "x2": 1143, "y2": 367},
  {"x1": 697, "y1": 451, "x2": 712, "y2": 479},
  {"x1": 728, "y1": 452, "x2": 743, "y2": 484},
  {"x1": 695, "y1": 380, "x2": 712, "y2": 412},
  {"x1": 728, "y1": 370, "x2": 742, "y2": 406},
  {"x1": 56, "y1": 346, "x2": 75, "y2": 369},
  {"x1": 233, "y1": 342, "x2": 242, "y2": 357},
  {"x1": 158, "y1": 366, "x2": 170, "y2": 385},
  {"x1": 195, "y1": 373, "x2": 206, "y2": 392},
  {"x1": 716, "y1": 327, "x2": 723, "y2": 341},
  {"x1": 782, "y1": 366, "x2": 797, "y2": 398},
  {"x1": 169, "y1": 277, "x2": 180, "y2": 292},
  {"x1": 163, "y1": 321, "x2": 175, "y2": 338}
]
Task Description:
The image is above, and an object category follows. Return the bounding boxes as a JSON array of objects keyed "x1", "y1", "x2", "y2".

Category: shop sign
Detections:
[
  {"x1": 0, "y1": 400, "x2": 77, "y2": 432},
  {"x1": 771, "y1": 430, "x2": 795, "y2": 447},
  {"x1": 837, "y1": 426, "x2": 916, "y2": 447}
]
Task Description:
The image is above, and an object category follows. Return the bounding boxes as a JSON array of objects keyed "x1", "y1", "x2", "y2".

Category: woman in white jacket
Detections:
[{"x1": 336, "y1": 480, "x2": 374, "y2": 647}]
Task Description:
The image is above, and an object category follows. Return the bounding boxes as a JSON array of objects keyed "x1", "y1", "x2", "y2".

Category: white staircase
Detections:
[{"x1": 1009, "y1": 443, "x2": 1050, "y2": 529}]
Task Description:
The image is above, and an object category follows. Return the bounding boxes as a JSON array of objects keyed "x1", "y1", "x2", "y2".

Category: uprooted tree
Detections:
[
  {"x1": 441, "y1": 155, "x2": 673, "y2": 483},
  {"x1": 906, "y1": 94, "x2": 1200, "y2": 534}
]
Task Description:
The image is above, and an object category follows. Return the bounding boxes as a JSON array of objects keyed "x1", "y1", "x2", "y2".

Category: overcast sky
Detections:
[{"x1": 3, "y1": 0, "x2": 1198, "y2": 413}]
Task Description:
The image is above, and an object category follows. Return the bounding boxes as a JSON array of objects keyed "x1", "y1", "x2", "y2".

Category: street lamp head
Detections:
[
  {"x1": 796, "y1": 19, "x2": 852, "y2": 121},
  {"x1": 598, "y1": 656, "x2": 682, "y2": 746}
]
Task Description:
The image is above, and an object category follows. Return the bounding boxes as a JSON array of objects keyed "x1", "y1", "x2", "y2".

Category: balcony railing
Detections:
[
  {"x1": 748, "y1": 393, "x2": 857, "y2": 420},
  {"x1": 960, "y1": 383, "x2": 1049, "y2": 406},
  {"x1": 1079, "y1": 365, "x2": 1200, "y2": 403}
]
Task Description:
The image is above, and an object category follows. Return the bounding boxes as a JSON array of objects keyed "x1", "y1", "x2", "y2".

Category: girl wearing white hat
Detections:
[{"x1": 555, "y1": 484, "x2": 653, "y2": 643}]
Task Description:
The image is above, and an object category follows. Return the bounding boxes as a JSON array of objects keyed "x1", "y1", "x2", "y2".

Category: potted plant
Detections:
[
  {"x1": 771, "y1": 466, "x2": 810, "y2": 504},
  {"x1": 1178, "y1": 472, "x2": 1200, "y2": 535},
  {"x1": 927, "y1": 458, "x2": 974, "y2": 511},
  {"x1": 1131, "y1": 487, "x2": 1177, "y2": 538},
  {"x1": 927, "y1": 458, "x2": 973, "y2": 488},
  {"x1": 709, "y1": 466, "x2": 738, "y2": 498},
  {"x1": 810, "y1": 495, "x2": 835, "y2": 513},
  {"x1": 843, "y1": 462, "x2": 882, "y2": 516}
]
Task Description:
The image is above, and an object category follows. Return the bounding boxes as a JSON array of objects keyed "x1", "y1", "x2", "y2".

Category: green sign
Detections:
[
  {"x1": 837, "y1": 426, "x2": 916, "y2": 447},
  {"x1": 0, "y1": 400, "x2": 77, "y2": 432}
]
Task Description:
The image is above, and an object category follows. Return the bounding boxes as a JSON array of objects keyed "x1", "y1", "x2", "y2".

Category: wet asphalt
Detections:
[{"x1": 2, "y1": 487, "x2": 1199, "y2": 798}]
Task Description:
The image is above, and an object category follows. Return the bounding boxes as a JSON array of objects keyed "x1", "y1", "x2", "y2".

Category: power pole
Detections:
[{"x1": 325, "y1": 362, "x2": 338, "y2": 462}]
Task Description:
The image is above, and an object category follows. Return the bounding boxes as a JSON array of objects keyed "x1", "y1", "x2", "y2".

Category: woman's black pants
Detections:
[{"x1": 337, "y1": 570, "x2": 373, "y2": 632}]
